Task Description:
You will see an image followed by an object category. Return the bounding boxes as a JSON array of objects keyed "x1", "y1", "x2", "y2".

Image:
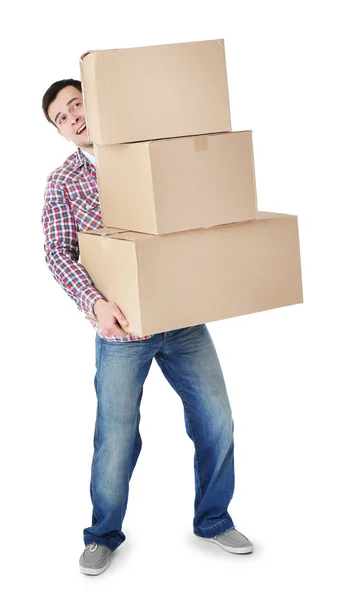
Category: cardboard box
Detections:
[
  {"x1": 80, "y1": 39, "x2": 231, "y2": 145},
  {"x1": 95, "y1": 131, "x2": 258, "y2": 234},
  {"x1": 78, "y1": 212, "x2": 303, "y2": 337}
]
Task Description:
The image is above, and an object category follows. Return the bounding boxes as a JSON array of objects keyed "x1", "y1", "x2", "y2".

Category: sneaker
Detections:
[
  {"x1": 79, "y1": 542, "x2": 113, "y2": 575},
  {"x1": 198, "y1": 528, "x2": 254, "y2": 554}
]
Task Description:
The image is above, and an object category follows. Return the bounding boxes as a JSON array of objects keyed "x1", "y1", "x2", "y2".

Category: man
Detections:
[{"x1": 42, "y1": 78, "x2": 253, "y2": 576}]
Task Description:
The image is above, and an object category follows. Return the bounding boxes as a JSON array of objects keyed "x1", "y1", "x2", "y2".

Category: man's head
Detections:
[{"x1": 42, "y1": 79, "x2": 93, "y2": 152}]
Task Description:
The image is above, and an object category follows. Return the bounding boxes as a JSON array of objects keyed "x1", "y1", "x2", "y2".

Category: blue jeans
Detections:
[{"x1": 83, "y1": 324, "x2": 235, "y2": 550}]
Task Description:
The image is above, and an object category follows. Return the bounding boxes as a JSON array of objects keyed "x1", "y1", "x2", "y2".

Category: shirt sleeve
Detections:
[{"x1": 42, "y1": 176, "x2": 104, "y2": 318}]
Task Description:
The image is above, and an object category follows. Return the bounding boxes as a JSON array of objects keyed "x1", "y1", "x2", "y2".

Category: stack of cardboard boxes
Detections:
[{"x1": 78, "y1": 39, "x2": 303, "y2": 337}]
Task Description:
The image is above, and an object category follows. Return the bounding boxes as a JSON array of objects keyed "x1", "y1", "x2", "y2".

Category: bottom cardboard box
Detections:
[{"x1": 78, "y1": 212, "x2": 303, "y2": 337}]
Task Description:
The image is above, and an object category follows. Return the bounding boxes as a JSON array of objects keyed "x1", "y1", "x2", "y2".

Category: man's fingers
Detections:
[
  {"x1": 102, "y1": 323, "x2": 128, "y2": 337},
  {"x1": 117, "y1": 317, "x2": 129, "y2": 327},
  {"x1": 112, "y1": 314, "x2": 128, "y2": 331},
  {"x1": 113, "y1": 325, "x2": 127, "y2": 336},
  {"x1": 99, "y1": 306, "x2": 129, "y2": 337},
  {"x1": 112, "y1": 309, "x2": 128, "y2": 326}
]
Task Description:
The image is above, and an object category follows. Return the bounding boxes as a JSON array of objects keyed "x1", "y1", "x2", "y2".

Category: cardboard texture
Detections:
[
  {"x1": 80, "y1": 39, "x2": 231, "y2": 145},
  {"x1": 78, "y1": 213, "x2": 303, "y2": 338},
  {"x1": 95, "y1": 131, "x2": 258, "y2": 234}
]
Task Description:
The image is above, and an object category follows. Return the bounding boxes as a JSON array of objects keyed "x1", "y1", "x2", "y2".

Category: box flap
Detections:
[
  {"x1": 257, "y1": 211, "x2": 297, "y2": 220},
  {"x1": 79, "y1": 227, "x2": 152, "y2": 242},
  {"x1": 81, "y1": 227, "x2": 129, "y2": 237},
  {"x1": 80, "y1": 50, "x2": 94, "y2": 61}
]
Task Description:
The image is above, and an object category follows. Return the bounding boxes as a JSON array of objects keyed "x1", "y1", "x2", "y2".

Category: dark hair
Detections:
[{"x1": 42, "y1": 79, "x2": 82, "y2": 127}]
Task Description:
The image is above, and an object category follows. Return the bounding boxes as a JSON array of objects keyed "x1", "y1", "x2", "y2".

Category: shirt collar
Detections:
[{"x1": 75, "y1": 147, "x2": 96, "y2": 172}]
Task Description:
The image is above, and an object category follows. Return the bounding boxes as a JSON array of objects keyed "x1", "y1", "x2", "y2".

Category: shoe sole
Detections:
[
  {"x1": 199, "y1": 537, "x2": 254, "y2": 554},
  {"x1": 79, "y1": 563, "x2": 109, "y2": 575}
]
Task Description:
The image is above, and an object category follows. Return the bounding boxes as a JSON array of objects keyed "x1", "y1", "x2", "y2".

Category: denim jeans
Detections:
[{"x1": 83, "y1": 324, "x2": 235, "y2": 550}]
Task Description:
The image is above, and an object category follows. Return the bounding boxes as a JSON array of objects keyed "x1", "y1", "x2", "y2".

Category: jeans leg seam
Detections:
[
  {"x1": 90, "y1": 338, "x2": 103, "y2": 529},
  {"x1": 156, "y1": 356, "x2": 205, "y2": 502}
]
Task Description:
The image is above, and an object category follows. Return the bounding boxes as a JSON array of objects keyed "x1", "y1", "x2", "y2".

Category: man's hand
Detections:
[{"x1": 93, "y1": 299, "x2": 129, "y2": 337}]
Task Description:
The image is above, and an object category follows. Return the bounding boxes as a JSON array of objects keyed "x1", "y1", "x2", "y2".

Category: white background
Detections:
[{"x1": 1, "y1": 0, "x2": 342, "y2": 597}]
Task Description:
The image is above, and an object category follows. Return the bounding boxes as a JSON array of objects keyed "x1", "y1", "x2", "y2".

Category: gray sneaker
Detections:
[
  {"x1": 79, "y1": 542, "x2": 113, "y2": 575},
  {"x1": 198, "y1": 528, "x2": 254, "y2": 554}
]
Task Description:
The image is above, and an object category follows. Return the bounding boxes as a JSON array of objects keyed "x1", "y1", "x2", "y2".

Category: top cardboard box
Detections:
[{"x1": 80, "y1": 39, "x2": 231, "y2": 145}]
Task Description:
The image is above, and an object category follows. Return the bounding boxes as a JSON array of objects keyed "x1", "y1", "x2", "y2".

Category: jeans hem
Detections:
[
  {"x1": 84, "y1": 534, "x2": 124, "y2": 552},
  {"x1": 193, "y1": 517, "x2": 234, "y2": 539}
]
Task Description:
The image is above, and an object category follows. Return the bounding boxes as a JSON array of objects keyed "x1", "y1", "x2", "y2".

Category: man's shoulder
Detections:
[{"x1": 46, "y1": 149, "x2": 83, "y2": 189}]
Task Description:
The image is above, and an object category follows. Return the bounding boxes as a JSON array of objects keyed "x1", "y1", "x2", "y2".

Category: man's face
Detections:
[{"x1": 47, "y1": 85, "x2": 92, "y2": 150}]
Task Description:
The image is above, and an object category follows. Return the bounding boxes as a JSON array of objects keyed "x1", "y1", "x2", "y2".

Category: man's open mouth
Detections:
[{"x1": 77, "y1": 123, "x2": 86, "y2": 135}]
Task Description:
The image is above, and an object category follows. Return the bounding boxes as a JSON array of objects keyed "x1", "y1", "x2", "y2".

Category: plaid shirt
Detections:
[{"x1": 42, "y1": 147, "x2": 153, "y2": 342}]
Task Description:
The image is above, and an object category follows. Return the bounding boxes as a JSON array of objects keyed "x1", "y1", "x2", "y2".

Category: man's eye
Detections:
[
  {"x1": 74, "y1": 102, "x2": 80, "y2": 108},
  {"x1": 60, "y1": 116, "x2": 66, "y2": 124}
]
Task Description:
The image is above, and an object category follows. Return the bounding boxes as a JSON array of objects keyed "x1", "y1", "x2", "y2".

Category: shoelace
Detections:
[{"x1": 89, "y1": 543, "x2": 98, "y2": 552}]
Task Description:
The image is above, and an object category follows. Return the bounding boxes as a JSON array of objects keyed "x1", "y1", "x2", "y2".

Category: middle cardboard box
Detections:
[{"x1": 94, "y1": 130, "x2": 258, "y2": 235}]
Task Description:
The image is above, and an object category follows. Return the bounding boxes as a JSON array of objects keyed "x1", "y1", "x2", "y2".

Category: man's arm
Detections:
[
  {"x1": 42, "y1": 176, "x2": 130, "y2": 337},
  {"x1": 42, "y1": 176, "x2": 104, "y2": 318}
]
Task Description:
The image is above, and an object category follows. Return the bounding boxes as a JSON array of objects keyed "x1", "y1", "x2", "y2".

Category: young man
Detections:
[{"x1": 42, "y1": 79, "x2": 253, "y2": 576}]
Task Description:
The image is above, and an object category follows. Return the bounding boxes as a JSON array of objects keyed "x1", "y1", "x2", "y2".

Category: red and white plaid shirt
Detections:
[{"x1": 42, "y1": 147, "x2": 153, "y2": 342}]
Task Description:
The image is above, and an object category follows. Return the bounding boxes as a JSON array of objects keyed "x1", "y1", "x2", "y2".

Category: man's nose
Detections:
[{"x1": 71, "y1": 115, "x2": 80, "y2": 126}]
